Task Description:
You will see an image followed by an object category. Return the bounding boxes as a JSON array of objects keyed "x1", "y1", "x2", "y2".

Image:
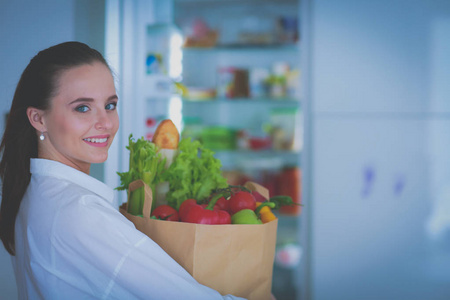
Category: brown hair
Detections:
[{"x1": 0, "y1": 42, "x2": 110, "y2": 255}]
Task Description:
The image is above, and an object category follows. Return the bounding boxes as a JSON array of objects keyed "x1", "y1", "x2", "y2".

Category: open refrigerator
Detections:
[
  {"x1": 105, "y1": 0, "x2": 450, "y2": 299},
  {"x1": 104, "y1": 0, "x2": 304, "y2": 299}
]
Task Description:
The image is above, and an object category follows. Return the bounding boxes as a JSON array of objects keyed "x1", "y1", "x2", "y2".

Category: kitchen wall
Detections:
[{"x1": 0, "y1": 0, "x2": 105, "y2": 298}]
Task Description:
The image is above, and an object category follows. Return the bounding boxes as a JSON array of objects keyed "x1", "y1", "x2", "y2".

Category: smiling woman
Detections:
[
  {"x1": 26, "y1": 61, "x2": 119, "y2": 174},
  {"x1": 0, "y1": 42, "x2": 245, "y2": 300}
]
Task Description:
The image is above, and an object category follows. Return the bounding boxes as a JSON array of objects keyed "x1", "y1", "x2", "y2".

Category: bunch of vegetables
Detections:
[
  {"x1": 116, "y1": 135, "x2": 167, "y2": 215},
  {"x1": 117, "y1": 135, "x2": 230, "y2": 216},
  {"x1": 150, "y1": 185, "x2": 299, "y2": 225},
  {"x1": 210, "y1": 186, "x2": 297, "y2": 224},
  {"x1": 117, "y1": 134, "x2": 300, "y2": 223}
]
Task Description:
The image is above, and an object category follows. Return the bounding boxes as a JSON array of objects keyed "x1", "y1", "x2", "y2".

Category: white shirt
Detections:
[{"x1": 12, "y1": 159, "x2": 245, "y2": 300}]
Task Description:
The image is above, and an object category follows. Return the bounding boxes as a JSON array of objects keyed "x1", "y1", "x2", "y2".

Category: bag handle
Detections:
[
  {"x1": 128, "y1": 180, "x2": 153, "y2": 219},
  {"x1": 244, "y1": 181, "x2": 270, "y2": 200}
]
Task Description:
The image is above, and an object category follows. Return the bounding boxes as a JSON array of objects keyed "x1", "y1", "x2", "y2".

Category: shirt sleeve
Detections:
[{"x1": 52, "y1": 194, "x2": 246, "y2": 300}]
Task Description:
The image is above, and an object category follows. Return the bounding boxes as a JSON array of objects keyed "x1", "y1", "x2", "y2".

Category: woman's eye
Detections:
[
  {"x1": 106, "y1": 102, "x2": 117, "y2": 110},
  {"x1": 75, "y1": 105, "x2": 89, "y2": 113}
]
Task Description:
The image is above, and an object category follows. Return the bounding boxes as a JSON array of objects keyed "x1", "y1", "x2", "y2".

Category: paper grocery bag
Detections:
[{"x1": 120, "y1": 180, "x2": 278, "y2": 300}]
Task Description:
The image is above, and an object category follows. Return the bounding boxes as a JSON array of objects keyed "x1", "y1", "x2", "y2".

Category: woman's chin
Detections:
[{"x1": 90, "y1": 153, "x2": 108, "y2": 164}]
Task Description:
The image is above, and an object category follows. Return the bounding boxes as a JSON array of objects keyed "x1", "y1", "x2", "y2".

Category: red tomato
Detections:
[
  {"x1": 151, "y1": 205, "x2": 179, "y2": 221},
  {"x1": 228, "y1": 191, "x2": 256, "y2": 215},
  {"x1": 215, "y1": 196, "x2": 231, "y2": 213},
  {"x1": 217, "y1": 210, "x2": 231, "y2": 224}
]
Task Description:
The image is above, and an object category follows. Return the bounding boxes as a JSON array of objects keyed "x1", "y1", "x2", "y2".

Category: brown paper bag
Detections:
[{"x1": 120, "y1": 180, "x2": 278, "y2": 300}]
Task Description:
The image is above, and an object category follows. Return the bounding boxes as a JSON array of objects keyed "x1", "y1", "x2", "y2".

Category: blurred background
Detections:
[{"x1": 1, "y1": 0, "x2": 450, "y2": 299}]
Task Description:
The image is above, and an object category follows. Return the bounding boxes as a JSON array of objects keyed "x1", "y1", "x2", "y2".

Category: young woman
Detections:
[{"x1": 0, "y1": 42, "x2": 244, "y2": 300}]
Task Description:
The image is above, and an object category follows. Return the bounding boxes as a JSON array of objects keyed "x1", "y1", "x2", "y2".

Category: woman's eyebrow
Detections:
[
  {"x1": 69, "y1": 95, "x2": 118, "y2": 105},
  {"x1": 69, "y1": 97, "x2": 94, "y2": 105},
  {"x1": 108, "y1": 95, "x2": 119, "y2": 101}
]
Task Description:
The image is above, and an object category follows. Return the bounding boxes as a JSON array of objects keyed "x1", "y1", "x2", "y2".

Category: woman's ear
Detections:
[{"x1": 26, "y1": 107, "x2": 46, "y2": 133}]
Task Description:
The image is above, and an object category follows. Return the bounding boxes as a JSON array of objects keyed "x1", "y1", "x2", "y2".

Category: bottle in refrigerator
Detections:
[
  {"x1": 250, "y1": 68, "x2": 270, "y2": 98},
  {"x1": 277, "y1": 167, "x2": 302, "y2": 216}
]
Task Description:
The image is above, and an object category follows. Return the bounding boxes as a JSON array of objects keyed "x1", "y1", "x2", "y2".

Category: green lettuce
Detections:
[{"x1": 162, "y1": 138, "x2": 228, "y2": 210}]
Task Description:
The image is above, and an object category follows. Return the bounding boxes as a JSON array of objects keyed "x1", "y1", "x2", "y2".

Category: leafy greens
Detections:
[{"x1": 162, "y1": 138, "x2": 228, "y2": 210}]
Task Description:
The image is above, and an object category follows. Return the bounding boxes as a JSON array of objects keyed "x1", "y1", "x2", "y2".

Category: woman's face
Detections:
[{"x1": 40, "y1": 62, "x2": 119, "y2": 174}]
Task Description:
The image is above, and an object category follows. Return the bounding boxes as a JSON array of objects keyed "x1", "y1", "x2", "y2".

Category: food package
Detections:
[
  {"x1": 120, "y1": 180, "x2": 278, "y2": 300},
  {"x1": 217, "y1": 67, "x2": 249, "y2": 99}
]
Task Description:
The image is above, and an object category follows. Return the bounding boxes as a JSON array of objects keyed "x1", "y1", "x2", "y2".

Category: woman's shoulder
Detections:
[
  {"x1": 30, "y1": 166, "x2": 112, "y2": 203},
  {"x1": 30, "y1": 174, "x2": 92, "y2": 206},
  {"x1": 50, "y1": 187, "x2": 145, "y2": 257},
  {"x1": 27, "y1": 172, "x2": 119, "y2": 231}
]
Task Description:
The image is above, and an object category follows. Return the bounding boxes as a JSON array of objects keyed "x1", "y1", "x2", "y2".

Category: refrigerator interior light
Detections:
[
  {"x1": 168, "y1": 95, "x2": 183, "y2": 133},
  {"x1": 169, "y1": 33, "x2": 183, "y2": 80}
]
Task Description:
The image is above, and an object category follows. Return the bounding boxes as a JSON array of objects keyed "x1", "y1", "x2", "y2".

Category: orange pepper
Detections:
[{"x1": 256, "y1": 202, "x2": 277, "y2": 223}]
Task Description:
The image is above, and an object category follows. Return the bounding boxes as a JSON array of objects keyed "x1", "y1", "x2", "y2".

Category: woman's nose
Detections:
[{"x1": 95, "y1": 111, "x2": 113, "y2": 130}]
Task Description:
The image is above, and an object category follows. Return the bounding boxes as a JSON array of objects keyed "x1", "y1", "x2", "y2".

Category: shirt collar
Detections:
[{"x1": 30, "y1": 158, "x2": 115, "y2": 204}]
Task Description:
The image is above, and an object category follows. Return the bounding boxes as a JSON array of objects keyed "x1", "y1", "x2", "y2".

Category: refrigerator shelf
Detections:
[
  {"x1": 181, "y1": 97, "x2": 301, "y2": 105},
  {"x1": 174, "y1": 0, "x2": 297, "y2": 4},
  {"x1": 214, "y1": 149, "x2": 301, "y2": 170},
  {"x1": 183, "y1": 43, "x2": 300, "y2": 52},
  {"x1": 146, "y1": 96, "x2": 301, "y2": 104}
]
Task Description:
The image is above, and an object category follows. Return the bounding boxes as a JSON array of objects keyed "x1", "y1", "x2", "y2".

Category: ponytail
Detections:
[{"x1": 0, "y1": 91, "x2": 36, "y2": 255}]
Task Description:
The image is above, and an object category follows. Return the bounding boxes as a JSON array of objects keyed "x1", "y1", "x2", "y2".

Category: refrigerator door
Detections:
[
  {"x1": 304, "y1": 0, "x2": 450, "y2": 299},
  {"x1": 312, "y1": 117, "x2": 450, "y2": 300},
  {"x1": 311, "y1": 0, "x2": 447, "y2": 115}
]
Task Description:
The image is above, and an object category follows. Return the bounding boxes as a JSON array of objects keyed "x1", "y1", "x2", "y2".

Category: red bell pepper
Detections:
[
  {"x1": 179, "y1": 198, "x2": 197, "y2": 220},
  {"x1": 180, "y1": 194, "x2": 231, "y2": 224},
  {"x1": 151, "y1": 204, "x2": 179, "y2": 221}
]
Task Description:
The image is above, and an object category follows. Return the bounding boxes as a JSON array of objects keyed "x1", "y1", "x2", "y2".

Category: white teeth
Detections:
[{"x1": 84, "y1": 138, "x2": 107, "y2": 143}]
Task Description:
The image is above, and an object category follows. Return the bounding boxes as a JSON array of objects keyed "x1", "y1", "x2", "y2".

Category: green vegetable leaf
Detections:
[{"x1": 162, "y1": 138, "x2": 228, "y2": 210}]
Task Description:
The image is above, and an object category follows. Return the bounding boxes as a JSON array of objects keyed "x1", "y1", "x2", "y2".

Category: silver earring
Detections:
[{"x1": 39, "y1": 132, "x2": 45, "y2": 141}]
